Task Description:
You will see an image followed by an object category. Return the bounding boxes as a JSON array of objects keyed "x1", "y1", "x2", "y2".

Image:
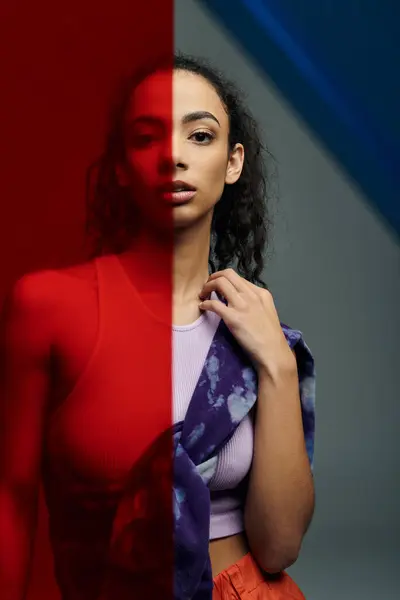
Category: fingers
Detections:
[
  {"x1": 199, "y1": 276, "x2": 242, "y2": 307},
  {"x1": 207, "y1": 268, "x2": 249, "y2": 293},
  {"x1": 198, "y1": 298, "x2": 231, "y2": 320}
]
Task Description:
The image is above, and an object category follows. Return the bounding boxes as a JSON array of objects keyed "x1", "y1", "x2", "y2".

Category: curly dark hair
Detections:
[{"x1": 85, "y1": 53, "x2": 274, "y2": 286}]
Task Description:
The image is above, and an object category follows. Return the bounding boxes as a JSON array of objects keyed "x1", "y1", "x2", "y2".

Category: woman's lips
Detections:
[{"x1": 161, "y1": 190, "x2": 197, "y2": 204}]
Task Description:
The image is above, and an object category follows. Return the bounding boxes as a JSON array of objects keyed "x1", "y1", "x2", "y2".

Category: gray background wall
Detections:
[{"x1": 175, "y1": 1, "x2": 400, "y2": 598}]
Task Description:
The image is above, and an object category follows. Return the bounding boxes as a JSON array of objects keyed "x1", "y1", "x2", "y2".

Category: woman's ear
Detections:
[{"x1": 225, "y1": 143, "x2": 245, "y2": 185}]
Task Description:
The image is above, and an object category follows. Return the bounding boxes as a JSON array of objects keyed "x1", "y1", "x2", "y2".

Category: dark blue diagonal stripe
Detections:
[{"x1": 198, "y1": 0, "x2": 400, "y2": 237}]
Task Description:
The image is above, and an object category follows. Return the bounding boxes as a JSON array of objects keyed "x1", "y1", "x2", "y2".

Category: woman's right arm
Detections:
[{"x1": 0, "y1": 274, "x2": 53, "y2": 600}]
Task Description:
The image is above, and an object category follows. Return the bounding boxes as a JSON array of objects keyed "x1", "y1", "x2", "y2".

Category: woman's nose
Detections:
[{"x1": 159, "y1": 134, "x2": 187, "y2": 173}]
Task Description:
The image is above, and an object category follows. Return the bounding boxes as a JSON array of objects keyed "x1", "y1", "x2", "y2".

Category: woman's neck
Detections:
[
  {"x1": 123, "y1": 220, "x2": 211, "y2": 322},
  {"x1": 173, "y1": 228, "x2": 210, "y2": 303}
]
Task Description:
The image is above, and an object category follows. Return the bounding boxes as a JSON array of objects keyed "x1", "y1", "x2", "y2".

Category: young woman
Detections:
[{"x1": 0, "y1": 54, "x2": 316, "y2": 599}]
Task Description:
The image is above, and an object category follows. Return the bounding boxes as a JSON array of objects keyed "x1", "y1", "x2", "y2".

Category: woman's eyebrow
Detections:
[
  {"x1": 126, "y1": 111, "x2": 221, "y2": 128},
  {"x1": 127, "y1": 116, "x2": 162, "y2": 127},
  {"x1": 181, "y1": 111, "x2": 220, "y2": 127}
]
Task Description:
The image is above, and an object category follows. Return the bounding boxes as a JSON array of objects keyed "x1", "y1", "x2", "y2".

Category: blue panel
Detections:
[{"x1": 198, "y1": 0, "x2": 400, "y2": 237}]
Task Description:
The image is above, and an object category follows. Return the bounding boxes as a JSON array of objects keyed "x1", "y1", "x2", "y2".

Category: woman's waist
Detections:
[
  {"x1": 51, "y1": 533, "x2": 250, "y2": 595},
  {"x1": 209, "y1": 532, "x2": 250, "y2": 578}
]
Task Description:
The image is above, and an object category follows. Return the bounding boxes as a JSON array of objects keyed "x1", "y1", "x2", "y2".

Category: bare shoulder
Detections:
[
  {"x1": 7, "y1": 260, "x2": 96, "y2": 308},
  {"x1": 2, "y1": 260, "x2": 98, "y2": 343},
  {"x1": 1, "y1": 272, "x2": 58, "y2": 355},
  {"x1": 57, "y1": 260, "x2": 98, "y2": 285}
]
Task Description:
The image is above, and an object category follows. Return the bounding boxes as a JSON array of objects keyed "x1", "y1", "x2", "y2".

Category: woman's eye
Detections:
[
  {"x1": 128, "y1": 129, "x2": 163, "y2": 148},
  {"x1": 131, "y1": 133, "x2": 156, "y2": 147},
  {"x1": 190, "y1": 131, "x2": 214, "y2": 144}
]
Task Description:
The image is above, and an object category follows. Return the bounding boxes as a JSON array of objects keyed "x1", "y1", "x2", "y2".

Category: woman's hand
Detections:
[{"x1": 199, "y1": 269, "x2": 296, "y2": 379}]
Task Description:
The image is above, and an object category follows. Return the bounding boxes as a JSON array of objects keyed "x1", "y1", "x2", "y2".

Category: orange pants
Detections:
[{"x1": 212, "y1": 553, "x2": 306, "y2": 599}]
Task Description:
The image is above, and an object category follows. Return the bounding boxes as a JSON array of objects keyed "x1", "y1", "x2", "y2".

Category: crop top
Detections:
[{"x1": 173, "y1": 296, "x2": 253, "y2": 540}]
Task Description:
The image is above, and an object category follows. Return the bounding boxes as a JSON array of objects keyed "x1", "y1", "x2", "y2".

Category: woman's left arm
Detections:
[
  {"x1": 199, "y1": 268, "x2": 315, "y2": 574},
  {"x1": 244, "y1": 353, "x2": 314, "y2": 573}
]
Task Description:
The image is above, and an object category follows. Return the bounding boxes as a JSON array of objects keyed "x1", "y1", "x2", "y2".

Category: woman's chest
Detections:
[{"x1": 45, "y1": 296, "x2": 254, "y2": 490}]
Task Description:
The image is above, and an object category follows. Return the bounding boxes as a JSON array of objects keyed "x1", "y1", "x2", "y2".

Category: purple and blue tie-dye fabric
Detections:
[
  {"x1": 104, "y1": 319, "x2": 315, "y2": 600},
  {"x1": 173, "y1": 320, "x2": 315, "y2": 599}
]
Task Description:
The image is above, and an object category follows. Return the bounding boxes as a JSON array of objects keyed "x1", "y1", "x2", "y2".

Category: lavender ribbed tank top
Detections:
[{"x1": 173, "y1": 293, "x2": 254, "y2": 540}]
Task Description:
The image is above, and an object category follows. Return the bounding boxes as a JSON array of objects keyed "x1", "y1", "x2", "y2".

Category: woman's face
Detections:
[{"x1": 118, "y1": 68, "x2": 244, "y2": 232}]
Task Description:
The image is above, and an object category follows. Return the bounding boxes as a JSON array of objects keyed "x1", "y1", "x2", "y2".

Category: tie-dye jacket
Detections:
[{"x1": 101, "y1": 319, "x2": 315, "y2": 600}]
